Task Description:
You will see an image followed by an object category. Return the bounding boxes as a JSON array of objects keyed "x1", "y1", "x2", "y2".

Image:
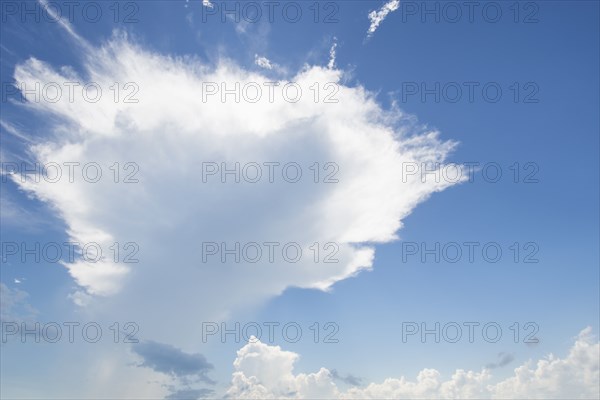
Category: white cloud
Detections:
[
  {"x1": 488, "y1": 327, "x2": 600, "y2": 399},
  {"x1": 10, "y1": 32, "x2": 460, "y2": 348},
  {"x1": 227, "y1": 329, "x2": 600, "y2": 399},
  {"x1": 254, "y1": 54, "x2": 274, "y2": 70},
  {"x1": 202, "y1": 0, "x2": 214, "y2": 9},
  {"x1": 328, "y1": 38, "x2": 338, "y2": 70},
  {"x1": 226, "y1": 337, "x2": 338, "y2": 399},
  {"x1": 367, "y1": 0, "x2": 400, "y2": 39}
]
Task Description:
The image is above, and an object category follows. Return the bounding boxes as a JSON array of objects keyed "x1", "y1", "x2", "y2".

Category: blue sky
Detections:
[{"x1": 1, "y1": 1, "x2": 599, "y2": 399}]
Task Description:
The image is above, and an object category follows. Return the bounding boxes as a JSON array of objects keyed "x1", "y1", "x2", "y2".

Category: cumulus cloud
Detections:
[
  {"x1": 226, "y1": 337, "x2": 338, "y2": 399},
  {"x1": 367, "y1": 0, "x2": 400, "y2": 39},
  {"x1": 226, "y1": 329, "x2": 600, "y2": 399},
  {"x1": 489, "y1": 327, "x2": 600, "y2": 399},
  {"x1": 9, "y1": 29, "x2": 461, "y2": 348}
]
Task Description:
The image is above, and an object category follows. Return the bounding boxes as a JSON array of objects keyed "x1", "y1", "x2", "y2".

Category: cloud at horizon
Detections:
[{"x1": 226, "y1": 328, "x2": 600, "y2": 399}]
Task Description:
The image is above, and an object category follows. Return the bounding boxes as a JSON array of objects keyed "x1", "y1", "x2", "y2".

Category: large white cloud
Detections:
[
  {"x1": 226, "y1": 328, "x2": 600, "y2": 399},
  {"x1": 10, "y1": 32, "x2": 461, "y2": 346}
]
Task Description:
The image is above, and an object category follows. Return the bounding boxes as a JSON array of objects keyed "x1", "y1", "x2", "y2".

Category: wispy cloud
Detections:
[
  {"x1": 367, "y1": 0, "x2": 400, "y2": 39},
  {"x1": 328, "y1": 38, "x2": 338, "y2": 70},
  {"x1": 485, "y1": 352, "x2": 515, "y2": 369},
  {"x1": 1, "y1": 120, "x2": 34, "y2": 144},
  {"x1": 254, "y1": 54, "x2": 274, "y2": 70},
  {"x1": 37, "y1": 0, "x2": 91, "y2": 50}
]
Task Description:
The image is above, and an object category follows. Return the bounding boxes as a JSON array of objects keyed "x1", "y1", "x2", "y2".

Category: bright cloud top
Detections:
[
  {"x1": 11, "y1": 32, "x2": 460, "y2": 343},
  {"x1": 227, "y1": 328, "x2": 600, "y2": 399}
]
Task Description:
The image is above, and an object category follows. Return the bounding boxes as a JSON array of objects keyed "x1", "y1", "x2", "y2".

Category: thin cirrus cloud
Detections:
[{"x1": 226, "y1": 328, "x2": 600, "y2": 399}]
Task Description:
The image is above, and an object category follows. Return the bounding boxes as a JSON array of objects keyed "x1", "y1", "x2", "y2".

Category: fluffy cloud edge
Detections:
[{"x1": 225, "y1": 328, "x2": 600, "y2": 399}]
